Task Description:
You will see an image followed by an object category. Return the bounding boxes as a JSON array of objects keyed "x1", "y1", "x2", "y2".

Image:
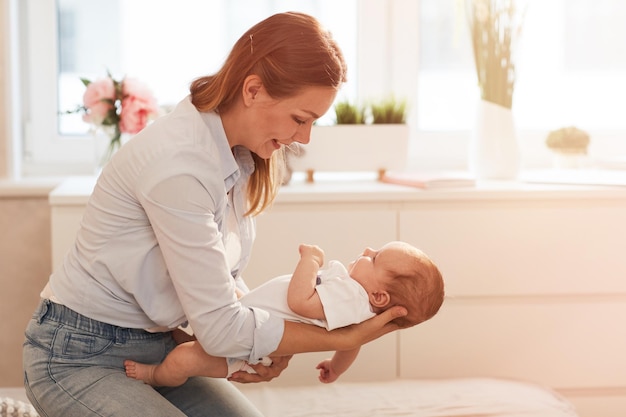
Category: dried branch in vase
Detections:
[{"x1": 466, "y1": 0, "x2": 526, "y2": 109}]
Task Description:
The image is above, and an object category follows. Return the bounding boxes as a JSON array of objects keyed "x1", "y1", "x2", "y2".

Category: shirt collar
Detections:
[{"x1": 200, "y1": 110, "x2": 255, "y2": 191}]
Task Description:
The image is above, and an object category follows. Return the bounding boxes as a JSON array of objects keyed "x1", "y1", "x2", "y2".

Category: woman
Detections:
[{"x1": 23, "y1": 12, "x2": 406, "y2": 417}]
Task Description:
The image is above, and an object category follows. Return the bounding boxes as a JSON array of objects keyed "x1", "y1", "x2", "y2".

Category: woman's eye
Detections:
[{"x1": 293, "y1": 117, "x2": 306, "y2": 125}]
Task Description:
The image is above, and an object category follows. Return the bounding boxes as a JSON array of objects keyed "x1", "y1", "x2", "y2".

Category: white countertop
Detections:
[{"x1": 48, "y1": 169, "x2": 626, "y2": 206}]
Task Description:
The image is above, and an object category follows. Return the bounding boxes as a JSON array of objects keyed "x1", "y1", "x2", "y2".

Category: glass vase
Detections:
[{"x1": 93, "y1": 126, "x2": 122, "y2": 175}]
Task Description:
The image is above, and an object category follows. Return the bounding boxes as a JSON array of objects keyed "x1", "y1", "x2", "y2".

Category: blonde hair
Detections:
[
  {"x1": 189, "y1": 12, "x2": 347, "y2": 215},
  {"x1": 383, "y1": 247, "x2": 445, "y2": 329}
]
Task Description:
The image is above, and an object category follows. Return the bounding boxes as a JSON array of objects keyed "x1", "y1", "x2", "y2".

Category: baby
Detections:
[{"x1": 125, "y1": 241, "x2": 444, "y2": 385}]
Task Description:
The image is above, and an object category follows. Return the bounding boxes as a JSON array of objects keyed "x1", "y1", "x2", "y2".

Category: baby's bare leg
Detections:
[{"x1": 124, "y1": 340, "x2": 228, "y2": 386}]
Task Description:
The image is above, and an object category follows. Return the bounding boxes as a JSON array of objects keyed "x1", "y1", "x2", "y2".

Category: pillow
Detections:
[{"x1": 0, "y1": 397, "x2": 39, "y2": 417}]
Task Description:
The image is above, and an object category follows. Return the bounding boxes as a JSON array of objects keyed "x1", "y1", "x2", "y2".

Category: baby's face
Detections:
[{"x1": 347, "y1": 242, "x2": 412, "y2": 292}]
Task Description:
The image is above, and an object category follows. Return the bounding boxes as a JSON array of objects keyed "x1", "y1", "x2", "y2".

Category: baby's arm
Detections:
[
  {"x1": 287, "y1": 244, "x2": 326, "y2": 320},
  {"x1": 316, "y1": 347, "x2": 360, "y2": 383}
]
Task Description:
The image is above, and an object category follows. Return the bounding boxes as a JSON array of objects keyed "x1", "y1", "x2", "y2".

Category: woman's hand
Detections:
[
  {"x1": 343, "y1": 305, "x2": 408, "y2": 347},
  {"x1": 227, "y1": 354, "x2": 293, "y2": 384},
  {"x1": 171, "y1": 328, "x2": 196, "y2": 344}
]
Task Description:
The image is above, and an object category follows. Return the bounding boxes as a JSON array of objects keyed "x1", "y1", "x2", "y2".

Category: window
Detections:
[
  {"x1": 11, "y1": 0, "x2": 626, "y2": 176},
  {"x1": 56, "y1": 0, "x2": 360, "y2": 136},
  {"x1": 415, "y1": 0, "x2": 626, "y2": 168},
  {"x1": 19, "y1": 0, "x2": 361, "y2": 175},
  {"x1": 418, "y1": 0, "x2": 626, "y2": 133}
]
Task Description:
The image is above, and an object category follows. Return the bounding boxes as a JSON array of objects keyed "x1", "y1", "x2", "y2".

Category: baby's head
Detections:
[{"x1": 348, "y1": 241, "x2": 444, "y2": 328}]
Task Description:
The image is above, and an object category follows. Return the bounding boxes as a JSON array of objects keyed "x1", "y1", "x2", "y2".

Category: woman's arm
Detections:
[
  {"x1": 228, "y1": 305, "x2": 407, "y2": 383},
  {"x1": 141, "y1": 174, "x2": 286, "y2": 362},
  {"x1": 277, "y1": 306, "x2": 406, "y2": 354},
  {"x1": 287, "y1": 244, "x2": 326, "y2": 319}
]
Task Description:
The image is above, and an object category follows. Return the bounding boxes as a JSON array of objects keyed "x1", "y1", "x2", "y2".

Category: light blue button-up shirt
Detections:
[{"x1": 49, "y1": 96, "x2": 283, "y2": 363}]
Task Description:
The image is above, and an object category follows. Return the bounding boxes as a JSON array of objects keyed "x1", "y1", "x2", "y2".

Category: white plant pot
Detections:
[
  {"x1": 469, "y1": 100, "x2": 520, "y2": 180},
  {"x1": 289, "y1": 124, "x2": 409, "y2": 181},
  {"x1": 551, "y1": 151, "x2": 588, "y2": 169}
]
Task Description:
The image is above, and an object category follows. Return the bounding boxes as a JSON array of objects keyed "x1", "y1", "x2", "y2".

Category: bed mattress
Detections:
[
  {"x1": 237, "y1": 378, "x2": 579, "y2": 417},
  {"x1": 1, "y1": 378, "x2": 579, "y2": 417}
]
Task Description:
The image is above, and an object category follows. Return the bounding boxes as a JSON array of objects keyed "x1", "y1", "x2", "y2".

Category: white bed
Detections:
[
  {"x1": 1, "y1": 378, "x2": 579, "y2": 417},
  {"x1": 237, "y1": 378, "x2": 579, "y2": 417}
]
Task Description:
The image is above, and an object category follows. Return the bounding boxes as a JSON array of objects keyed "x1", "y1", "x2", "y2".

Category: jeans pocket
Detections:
[{"x1": 56, "y1": 327, "x2": 114, "y2": 358}]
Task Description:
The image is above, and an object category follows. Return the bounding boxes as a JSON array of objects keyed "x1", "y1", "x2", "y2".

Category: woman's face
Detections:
[{"x1": 239, "y1": 84, "x2": 337, "y2": 159}]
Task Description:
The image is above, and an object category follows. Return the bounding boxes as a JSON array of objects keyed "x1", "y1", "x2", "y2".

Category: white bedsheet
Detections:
[
  {"x1": 237, "y1": 378, "x2": 579, "y2": 417},
  {"x1": 1, "y1": 378, "x2": 579, "y2": 417}
]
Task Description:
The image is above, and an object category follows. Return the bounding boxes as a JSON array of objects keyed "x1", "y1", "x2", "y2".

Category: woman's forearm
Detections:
[
  {"x1": 272, "y1": 306, "x2": 408, "y2": 356},
  {"x1": 273, "y1": 321, "x2": 351, "y2": 355}
]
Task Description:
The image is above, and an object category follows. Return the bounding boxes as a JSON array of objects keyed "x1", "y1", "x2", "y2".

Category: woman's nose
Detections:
[{"x1": 293, "y1": 125, "x2": 312, "y2": 144}]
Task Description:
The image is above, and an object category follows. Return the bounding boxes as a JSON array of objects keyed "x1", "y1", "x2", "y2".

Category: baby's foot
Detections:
[{"x1": 124, "y1": 360, "x2": 157, "y2": 385}]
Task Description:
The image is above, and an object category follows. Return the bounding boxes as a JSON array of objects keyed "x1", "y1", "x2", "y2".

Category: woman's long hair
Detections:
[{"x1": 190, "y1": 12, "x2": 347, "y2": 215}]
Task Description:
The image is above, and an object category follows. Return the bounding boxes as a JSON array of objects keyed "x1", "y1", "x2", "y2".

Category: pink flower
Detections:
[
  {"x1": 122, "y1": 77, "x2": 154, "y2": 100},
  {"x1": 82, "y1": 78, "x2": 116, "y2": 125},
  {"x1": 119, "y1": 96, "x2": 159, "y2": 134},
  {"x1": 118, "y1": 78, "x2": 159, "y2": 134}
]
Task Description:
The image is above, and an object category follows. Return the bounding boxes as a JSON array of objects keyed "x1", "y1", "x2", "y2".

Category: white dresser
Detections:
[{"x1": 50, "y1": 175, "x2": 626, "y2": 417}]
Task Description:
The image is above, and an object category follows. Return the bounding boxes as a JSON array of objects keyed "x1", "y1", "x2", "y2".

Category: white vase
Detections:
[{"x1": 469, "y1": 100, "x2": 520, "y2": 180}]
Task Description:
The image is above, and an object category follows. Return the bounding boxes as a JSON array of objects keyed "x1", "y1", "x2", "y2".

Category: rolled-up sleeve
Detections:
[{"x1": 248, "y1": 307, "x2": 284, "y2": 363}]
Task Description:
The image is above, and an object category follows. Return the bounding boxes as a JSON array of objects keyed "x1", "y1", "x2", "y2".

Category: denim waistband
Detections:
[{"x1": 35, "y1": 299, "x2": 163, "y2": 341}]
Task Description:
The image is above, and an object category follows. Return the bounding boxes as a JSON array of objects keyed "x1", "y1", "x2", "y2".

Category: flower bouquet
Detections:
[
  {"x1": 466, "y1": 0, "x2": 526, "y2": 109},
  {"x1": 67, "y1": 71, "x2": 159, "y2": 165}
]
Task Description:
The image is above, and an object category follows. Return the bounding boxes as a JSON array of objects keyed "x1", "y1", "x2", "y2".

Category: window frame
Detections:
[
  {"x1": 14, "y1": 0, "x2": 417, "y2": 176},
  {"x1": 19, "y1": 0, "x2": 421, "y2": 176},
  {"x1": 10, "y1": 0, "x2": 626, "y2": 178},
  {"x1": 20, "y1": 0, "x2": 94, "y2": 175},
  {"x1": 2, "y1": 0, "x2": 20, "y2": 178}
]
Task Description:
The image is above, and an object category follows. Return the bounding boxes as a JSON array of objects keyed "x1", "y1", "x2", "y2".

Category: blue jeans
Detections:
[{"x1": 23, "y1": 299, "x2": 265, "y2": 417}]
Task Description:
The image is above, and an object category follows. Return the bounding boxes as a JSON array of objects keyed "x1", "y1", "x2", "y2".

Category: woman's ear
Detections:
[
  {"x1": 242, "y1": 75, "x2": 263, "y2": 107},
  {"x1": 369, "y1": 290, "x2": 391, "y2": 308}
]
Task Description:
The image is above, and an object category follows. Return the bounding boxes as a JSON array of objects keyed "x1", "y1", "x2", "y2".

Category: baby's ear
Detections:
[{"x1": 369, "y1": 290, "x2": 391, "y2": 308}]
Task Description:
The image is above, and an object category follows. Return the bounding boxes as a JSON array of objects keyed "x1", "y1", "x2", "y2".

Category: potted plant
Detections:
[
  {"x1": 545, "y1": 126, "x2": 590, "y2": 169},
  {"x1": 289, "y1": 97, "x2": 410, "y2": 182},
  {"x1": 334, "y1": 99, "x2": 366, "y2": 124},
  {"x1": 370, "y1": 96, "x2": 407, "y2": 124}
]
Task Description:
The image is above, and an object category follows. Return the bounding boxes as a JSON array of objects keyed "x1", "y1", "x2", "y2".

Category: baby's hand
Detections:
[
  {"x1": 299, "y1": 244, "x2": 324, "y2": 267},
  {"x1": 316, "y1": 359, "x2": 339, "y2": 384}
]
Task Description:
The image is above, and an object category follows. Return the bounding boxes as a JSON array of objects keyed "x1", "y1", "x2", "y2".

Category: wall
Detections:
[
  {"x1": 0, "y1": 2, "x2": 55, "y2": 387},
  {"x1": 0, "y1": 191, "x2": 54, "y2": 386}
]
